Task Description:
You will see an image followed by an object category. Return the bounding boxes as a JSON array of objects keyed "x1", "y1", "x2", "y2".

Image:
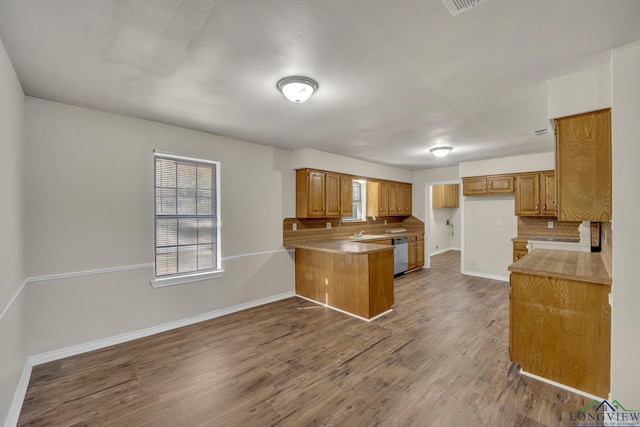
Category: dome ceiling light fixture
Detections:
[
  {"x1": 430, "y1": 146, "x2": 453, "y2": 158},
  {"x1": 277, "y1": 76, "x2": 318, "y2": 103}
]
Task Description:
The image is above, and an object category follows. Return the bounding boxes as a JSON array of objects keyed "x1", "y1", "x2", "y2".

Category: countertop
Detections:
[
  {"x1": 288, "y1": 239, "x2": 394, "y2": 255},
  {"x1": 508, "y1": 248, "x2": 611, "y2": 285},
  {"x1": 511, "y1": 236, "x2": 580, "y2": 243}
]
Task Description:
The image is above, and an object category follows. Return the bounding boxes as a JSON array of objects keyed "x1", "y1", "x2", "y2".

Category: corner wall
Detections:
[
  {"x1": 0, "y1": 37, "x2": 27, "y2": 426},
  {"x1": 24, "y1": 98, "x2": 296, "y2": 356},
  {"x1": 611, "y1": 41, "x2": 640, "y2": 409}
]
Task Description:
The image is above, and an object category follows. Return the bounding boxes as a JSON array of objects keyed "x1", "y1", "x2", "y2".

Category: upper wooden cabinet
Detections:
[
  {"x1": 555, "y1": 109, "x2": 612, "y2": 222},
  {"x1": 296, "y1": 169, "x2": 353, "y2": 218},
  {"x1": 514, "y1": 171, "x2": 556, "y2": 217},
  {"x1": 367, "y1": 180, "x2": 412, "y2": 217},
  {"x1": 432, "y1": 184, "x2": 459, "y2": 208},
  {"x1": 463, "y1": 174, "x2": 515, "y2": 196}
]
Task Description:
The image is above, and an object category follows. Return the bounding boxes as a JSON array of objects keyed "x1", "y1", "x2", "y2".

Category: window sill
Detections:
[{"x1": 150, "y1": 269, "x2": 225, "y2": 288}]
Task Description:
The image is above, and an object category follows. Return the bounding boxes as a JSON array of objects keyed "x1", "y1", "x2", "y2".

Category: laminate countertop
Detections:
[
  {"x1": 508, "y1": 249, "x2": 611, "y2": 285},
  {"x1": 288, "y1": 239, "x2": 394, "y2": 255}
]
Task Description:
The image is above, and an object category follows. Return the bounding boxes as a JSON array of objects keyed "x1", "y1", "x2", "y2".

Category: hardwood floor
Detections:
[{"x1": 18, "y1": 252, "x2": 590, "y2": 426}]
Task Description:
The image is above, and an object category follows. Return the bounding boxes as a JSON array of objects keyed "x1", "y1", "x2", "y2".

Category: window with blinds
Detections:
[{"x1": 153, "y1": 152, "x2": 221, "y2": 283}]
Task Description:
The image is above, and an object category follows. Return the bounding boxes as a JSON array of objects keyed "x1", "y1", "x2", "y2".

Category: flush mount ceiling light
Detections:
[
  {"x1": 277, "y1": 76, "x2": 318, "y2": 103},
  {"x1": 430, "y1": 146, "x2": 453, "y2": 157}
]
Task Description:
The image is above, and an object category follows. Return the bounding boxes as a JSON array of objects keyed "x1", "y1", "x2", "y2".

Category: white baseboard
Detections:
[
  {"x1": 429, "y1": 247, "x2": 461, "y2": 256},
  {"x1": 519, "y1": 368, "x2": 605, "y2": 401},
  {"x1": 28, "y1": 291, "x2": 295, "y2": 366},
  {"x1": 4, "y1": 362, "x2": 33, "y2": 427},
  {"x1": 461, "y1": 269, "x2": 509, "y2": 282}
]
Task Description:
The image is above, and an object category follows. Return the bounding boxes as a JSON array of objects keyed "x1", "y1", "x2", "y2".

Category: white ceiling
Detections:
[{"x1": 1, "y1": 0, "x2": 639, "y2": 170}]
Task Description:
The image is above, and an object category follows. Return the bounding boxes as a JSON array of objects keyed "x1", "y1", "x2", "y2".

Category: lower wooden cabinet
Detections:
[
  {"x1": 510, "y1": 272, "x2": 610, "y2": 397},
  {"x1": 512, "y1": 241, "x2": 528, "y2": 262},
  {"x1": 408, "y1": 234, "x2": 425, "y2": 270}
]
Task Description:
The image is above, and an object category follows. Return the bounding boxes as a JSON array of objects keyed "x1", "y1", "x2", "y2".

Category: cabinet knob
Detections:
[{"x1": 535, "y1": 204, "x2": 539, "y2": 213}]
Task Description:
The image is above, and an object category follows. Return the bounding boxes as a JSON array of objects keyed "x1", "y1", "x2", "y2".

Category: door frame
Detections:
[{"x1": 424, "y1": 179, "x2": 464, "y2": 271}]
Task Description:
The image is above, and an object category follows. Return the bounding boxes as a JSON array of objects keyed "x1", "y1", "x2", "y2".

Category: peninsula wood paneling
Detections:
[
  {"x1": 555, "y1": 109, "x2": 611, "y2": 222},
  {"x1": 294, "y1": 248, "x2": 393, "y2": 319},
  {"x1": 510, "y1": 272, "x2": 610, "y2": 397}
]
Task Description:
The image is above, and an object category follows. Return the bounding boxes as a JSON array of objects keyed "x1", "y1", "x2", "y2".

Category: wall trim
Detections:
[
  {"x1": 4, "y1": 361, "x2": 32, "y2": 427},
  {"x1": 28, "y1": 291, "x2": 295, "y2": 366},
  {"x1": 461, "y1": 269, "x2": 509, "y2": 282},
  {"x1": 0, "y1": 279, "x2": 27, "y2": 322},
  {"x1": 25, "y1": 248, "x2": 295, "y2": 285},
  {"x1": 222, "y1": 248, "x2": 294, "y2": 262},
  {"x1": 28, "y1": 263, "x2": 153, "y2": 283}
]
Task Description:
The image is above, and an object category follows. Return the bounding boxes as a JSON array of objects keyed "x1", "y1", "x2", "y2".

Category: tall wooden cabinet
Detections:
[
  {"x1": 555, "y1": 109, "x2": 611, "y2": 222},
  {"x1": 514, "y1": 171, "x2": 556, "y2": 217},
  {"x1": 296, "y1": 169, "x2": 353, "y2": 218}
]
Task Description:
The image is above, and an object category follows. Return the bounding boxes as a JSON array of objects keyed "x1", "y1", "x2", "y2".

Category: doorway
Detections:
[{"x1": 425, "y1": 180, "x2": 464, "y2": 272}]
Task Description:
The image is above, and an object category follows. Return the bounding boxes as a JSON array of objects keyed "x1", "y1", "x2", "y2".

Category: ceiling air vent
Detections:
[
  {"x1": 531, "y1": 128, "x2": 550, "y2": 137},
  {"x1": 441, "y1": 0, "x2": 488, "y2": 16}
]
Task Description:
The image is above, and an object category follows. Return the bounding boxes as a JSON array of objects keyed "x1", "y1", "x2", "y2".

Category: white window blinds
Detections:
[{"x1": 154, "y1": 153, "x2": 220, "y2": 279}]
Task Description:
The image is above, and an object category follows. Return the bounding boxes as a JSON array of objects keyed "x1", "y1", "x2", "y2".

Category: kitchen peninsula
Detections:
[
  {"x1": 283, "y1": 216, "x2": 425, "y2": 321},
  {"x1": 508, "y1": 223, "x2": 612, "y2": 397},
  {"x1": 290, "y1": 239, "x2": 394, "y2": 321}
]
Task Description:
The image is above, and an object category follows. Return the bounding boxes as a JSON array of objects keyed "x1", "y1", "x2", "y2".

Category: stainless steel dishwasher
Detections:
[{"x1": 392, "y1": 237, "x2": 409, "y2": 275}]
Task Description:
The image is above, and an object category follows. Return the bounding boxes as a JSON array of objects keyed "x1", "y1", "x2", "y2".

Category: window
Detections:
[
  {"x1": 152, "y1": 152, "x2": 222, "y2": 287},
  {"x1": 343, "y1": 180, "x2": 367, "y2": 222}
]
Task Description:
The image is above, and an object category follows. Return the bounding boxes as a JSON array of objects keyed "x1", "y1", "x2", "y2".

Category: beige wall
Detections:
[
  {"x1": 611, "y1": 41, "x2": 640, "y2": 408},
  {"x1": 460, "y1": 153, "x2": 553, "y2": 280},
  {"x1": 24, "y1": 98, "x2": 296, "y2": 355},
  {"x1": 0, "y1": 37, "x2": 26, "y2": 426},
  {"x1": 291, "y1": 148, "x2": 412, "y2": 183}
]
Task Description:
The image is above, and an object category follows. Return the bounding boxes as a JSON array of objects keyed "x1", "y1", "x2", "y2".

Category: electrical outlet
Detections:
[
  {"x1": 292, "y1": 223, "x2": 297, "y2": 231},
  {"x1": 548, "y1": 221, "x2": 554, "y2": 229},
  {"x1": 496, "y1": 219, "x2": 502, "y2": 226},
  {"x1": 384, "y1": 219, "x2": 387, "y2": 225},
  {"x1": 326, "y1": 222, "x2": 331, "y2": 229}
]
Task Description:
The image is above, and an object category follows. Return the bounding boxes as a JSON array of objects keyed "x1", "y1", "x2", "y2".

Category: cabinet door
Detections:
[
  {"x1": 307, "y1": 170, "x2": 326, "y2": 217},
  {"x1": 340, "y1": 175, "x2": 353, "y2": 217},
  {"x1": 463, "y1": 177, "x2": 487, "y2": 196},
  {"x1": 403, "y1": 184, "x2": 412, "y2": 214},
  {"x1": 515, "y1": 173, "x2": 539, "y2": 216},
  {"x1": 366, "y1": 181, "x2": 380, "y2": 217},
  {"x1": 416, "y1": 235, "x2": 425, "y2": 267},
  {"x1": 388, "y1": 182, "x2": 399, "y2": 215},
  {"x1": 556, "y1": 109, "x2": 611, "y2": 221},
  {"x1": 445, "y1": 184, "x2": 459, "y2": 208},
  {"x1": 487, "y1": 175, "x2": 515, "y2": 194},
  {"x1": 379, "y1": 181, "x2": 389, "y2": 215},
  {"x1": 408, "y1": 238, "x2": 417, "y2": 270},
  {"x1": 540, "y1": 171, "x2": 556, "y2": 216},
  {"x1": 325, "y1": 172, "x2": 341, "y2": 216},
  {"x1": 432, "y1": 185, "x2": 445, "y2": 208}
]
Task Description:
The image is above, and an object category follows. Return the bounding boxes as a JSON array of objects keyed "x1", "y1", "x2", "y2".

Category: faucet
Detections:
[{"x1": 357, "y1": 230, "x2": 365, "y2": 237}]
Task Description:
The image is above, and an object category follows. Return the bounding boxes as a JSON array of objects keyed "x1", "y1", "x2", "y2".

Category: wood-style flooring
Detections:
[{"x1": 18, "y1": 250, "x2": 590, "y2": 426}]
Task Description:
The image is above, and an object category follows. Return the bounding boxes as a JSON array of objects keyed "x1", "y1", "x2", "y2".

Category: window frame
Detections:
[
  {"x1": 150, "y1": 151, "x2": 223, "y2": 288},
  {"x1": 342, "y1": 179, "x2": 367, "y2": 223}
]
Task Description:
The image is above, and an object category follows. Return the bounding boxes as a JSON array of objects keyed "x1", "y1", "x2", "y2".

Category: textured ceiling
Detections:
[{"x1": 1, "y1": 0, "x2": 639, "y2": 170}]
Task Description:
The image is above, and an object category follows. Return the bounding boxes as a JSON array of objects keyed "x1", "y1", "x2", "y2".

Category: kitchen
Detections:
[{"x1": 1, "y1": 1, "x2": 640, "y2": 426}]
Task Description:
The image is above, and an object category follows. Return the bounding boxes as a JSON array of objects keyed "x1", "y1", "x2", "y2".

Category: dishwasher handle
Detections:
[{"x1": 392, "y1": 237, "x2": 409, "y2": 245}]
